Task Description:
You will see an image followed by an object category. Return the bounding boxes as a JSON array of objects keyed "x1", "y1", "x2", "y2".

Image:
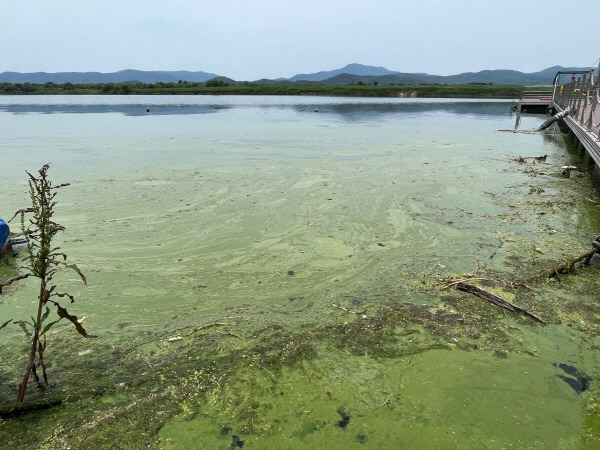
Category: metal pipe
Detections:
[{"x1": 538, "y1": 108, "x2": 570, "y2": 130}]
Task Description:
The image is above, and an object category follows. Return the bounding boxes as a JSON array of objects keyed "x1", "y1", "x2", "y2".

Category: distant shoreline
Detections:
[{"x1": 0, "y1": 83, "x2": 522, "y2": 99}]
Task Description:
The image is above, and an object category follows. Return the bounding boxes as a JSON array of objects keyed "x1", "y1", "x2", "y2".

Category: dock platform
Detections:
[{"x1": 517, "y1": 86, "x2": 554, "y2": 113}]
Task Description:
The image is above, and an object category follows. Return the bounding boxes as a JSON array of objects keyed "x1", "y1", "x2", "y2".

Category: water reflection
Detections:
[
  {"x1": 0, "y1": 103, "x2": 230, "y2": 116},
  {"x1": 292, "y1": 101, "x2": 512, "y2": 121},
  {"x1": 0, "y1": 99, "x2": 511, "y2": 119}
]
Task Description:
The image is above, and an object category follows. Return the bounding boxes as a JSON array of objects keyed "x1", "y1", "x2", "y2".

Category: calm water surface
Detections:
[{"x1": 0, "y1": 96, "x2": 599, "y2": 448}]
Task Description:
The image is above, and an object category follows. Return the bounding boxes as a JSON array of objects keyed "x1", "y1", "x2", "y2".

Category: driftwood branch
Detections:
[
  {"x1": 544, "y1": 236, "x2": 600, "y2": 279},
  {"x1": 454, "y1": 282, "x2": 545, "y2": 325}
]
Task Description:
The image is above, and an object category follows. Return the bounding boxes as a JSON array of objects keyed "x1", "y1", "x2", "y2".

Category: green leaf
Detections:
[
  {"x1": 55, "y1": 304, "x2": 96, "y2": 338},
  {"x1": 67, "y1": 264, "x2": 87, "y2": 285},
  {"x1": 41, "y1": 306, "x2": 51, "y2": 323},
  {"x1": 0, "y1": 319, "x2": 12, "y2": 330},
  {"x1": 41, "y1": 319, "x2": 61, "y2": 336}
]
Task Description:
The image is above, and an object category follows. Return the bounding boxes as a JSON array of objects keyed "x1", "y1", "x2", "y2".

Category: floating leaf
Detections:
[{"x1": 0, "y1": 319, "x2": 12, "y2": 330}]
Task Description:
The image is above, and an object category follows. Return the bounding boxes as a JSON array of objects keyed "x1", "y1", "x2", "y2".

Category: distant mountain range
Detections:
[
  {"x1": 289, "y1": 63, "x2": 398, "y2": 82},
  {"x1": 284, "y1": 63, "x2": 590, "y2": 85},
  {"x1": 0, "y1": 69, "x2": 220, "y2": 84},
  {"x1": 0, "y1": 63, "x2": 592, "y2": 85}
]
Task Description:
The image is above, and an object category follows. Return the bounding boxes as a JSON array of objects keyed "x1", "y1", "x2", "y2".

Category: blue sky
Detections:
[{"x1": 1, "y1": 0, "x2": 598, "y2": 80}]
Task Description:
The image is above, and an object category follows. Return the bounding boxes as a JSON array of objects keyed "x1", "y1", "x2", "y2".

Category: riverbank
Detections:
[{"x1": 0, "y1": 82, "x2": 522, "y2": 98}]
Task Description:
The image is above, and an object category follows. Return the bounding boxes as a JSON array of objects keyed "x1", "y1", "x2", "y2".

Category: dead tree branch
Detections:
[{"x1": 454, "y1": 282, "x2": 545, "y2": 325}]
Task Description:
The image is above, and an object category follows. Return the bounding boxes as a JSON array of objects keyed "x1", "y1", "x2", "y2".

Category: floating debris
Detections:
[
  {"x1": 336, "y1": 406, "x2": 351, "y2": 429},
  {"x1": 229, "y1": 434, "x2": 244, "y2": 449},
  {"x1": 554, "y1": 363, "x2": 592, "y2": 394}
]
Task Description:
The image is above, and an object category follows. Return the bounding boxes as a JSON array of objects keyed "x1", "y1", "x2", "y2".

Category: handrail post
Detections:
[
  {"x1": 587, "y1": 86, "x2": 597, "y2": 131},
  {"x1": 596, "y1": 63, "x2": 600, "y2": 140},
  {"x1": 574, "y1": 77, "x2": 583, "y2": 120},
  {"x1": 580, "y1": 73, "x2": 588, "y2": 123},
  {"x1": 568, "y1": 79, "x2": 576, "y2": 110},
  {"x1": 596, "y1": 62, "x2": 600, "y2": 139},
  {"x1": 557, "y1": 82, "x2": 565, "y2": 108}
]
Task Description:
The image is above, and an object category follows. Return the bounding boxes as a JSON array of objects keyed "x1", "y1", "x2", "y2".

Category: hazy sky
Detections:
[{"x1": 1, "y1": 0, "x2": 598, "y2": 80}]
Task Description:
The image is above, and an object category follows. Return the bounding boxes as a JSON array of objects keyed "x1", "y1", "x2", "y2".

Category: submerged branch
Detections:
[{"x1": 542, "y1": 236, "x2": 600, "y2": 279}]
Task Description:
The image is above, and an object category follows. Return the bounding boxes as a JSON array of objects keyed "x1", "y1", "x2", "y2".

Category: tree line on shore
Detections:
[{"x1": 0, "y1": 80, "x2": 523, "y2": 98}]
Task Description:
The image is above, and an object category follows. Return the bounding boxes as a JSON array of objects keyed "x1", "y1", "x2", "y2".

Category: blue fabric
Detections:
[{"x1": 0, "y1": 219, "x2": 9, "y2": 246}]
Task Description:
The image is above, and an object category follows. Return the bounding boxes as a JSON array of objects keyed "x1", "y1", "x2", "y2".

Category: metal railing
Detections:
[
  {"x1": 552, "y1": 62, "x2": 600, "y2": 140},
  {"x1": 521, "y1": 86, "x2": 554, "y2": 99}
]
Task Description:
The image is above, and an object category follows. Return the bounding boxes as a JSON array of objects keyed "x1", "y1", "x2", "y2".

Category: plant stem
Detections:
[
  {"x1": 17, "y1": 282, "x2": 45, "y2": 402},
  {"x1": 18, "y1": 173, "x2": 49, "y2": 403}
]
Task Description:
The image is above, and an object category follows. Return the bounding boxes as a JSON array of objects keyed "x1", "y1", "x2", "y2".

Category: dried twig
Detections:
[
  {"x1": 439, "y1": 277, "x2": 488, "y2": 290},
  {"x1": 378, "y1": 394, "x2": 394, "y2": 408},
  {"x1": 331, "y1": 303, "x2": 366, "y2": 315},
  {"x1": 188, "y1": 322, "x2": 228, "y2": 335}
]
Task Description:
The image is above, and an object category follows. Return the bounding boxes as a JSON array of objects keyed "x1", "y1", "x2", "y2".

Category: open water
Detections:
[{"x1": 0, "y1": 96, "x2": 599, "y2": 448}]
